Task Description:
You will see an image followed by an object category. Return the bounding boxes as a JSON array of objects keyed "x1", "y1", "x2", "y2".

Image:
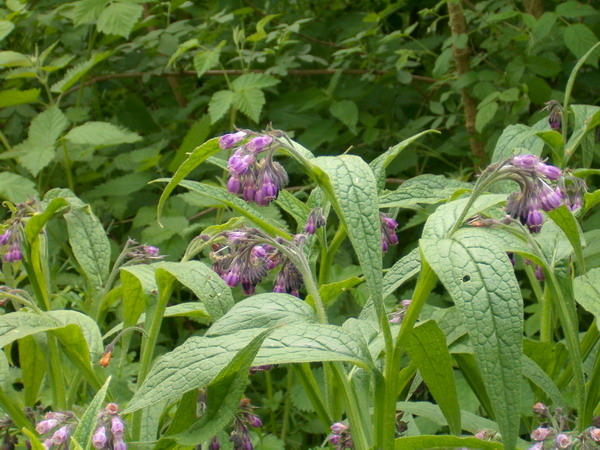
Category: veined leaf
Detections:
[
  {"x1": 380, "y1": 174, "x2": 471, "y2": 209},
  {"x1": 0, "y1": 88, "x2": 40, "y2": 107},
  {"x1": 231, "y1": 73, "x2": 279, "y2": 90},
  {"x1": 51, "y1": 51, "x2": 111, "y2": 93},
  {"x1": 71, "y1": 376, "x2": 111, "y2": 448},
  {"x1": 96, "y1": 2, "x2": 143, "y2": 38},
  {"x1": 573, "y1": 268, "x2": 600, "y2": 325},
  {"x1": 208, "y1": 90, "x2": 234, "y2": 123},
  {"x1": 547, "y1": 205, "x2": 585, "y2": 272},
  {"x1": 120, "y1": 264, "x2": 157, "y2": 332},
  {"x1": 329, "y1": 100, "x2": 358, "y2": 133},
  {"x1": 564, "y1": 24, "x2": 600, "y2": 66},
  {"x1": 0, "y1": 173, "x2": 37, "y2": 202},
  {"x1": 233, "y1": 87, "x2": 265, "y2": 123},
  {"x1": 491, "y1": 118, "x2": 548, "y2": 163},
  {"x1": 73, "y1": 0, "x2": 109, "y2": 25},
  {"x1": 421, "y1": 234, "x2": 523, "y2": 450},
  {"x1": 65, "y1": 121, "x2": 141, "y2": 146},
  {"x1": 193, "y1": 41, "x2": 225, "y2": 77},
  {"x1": 382, "y1": 247, "x2": 421, "y2": 298}
]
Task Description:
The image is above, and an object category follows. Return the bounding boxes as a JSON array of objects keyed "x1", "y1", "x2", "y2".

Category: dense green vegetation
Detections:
[{"x1": 0, "y1": 1, "x2": 599, "y2": 449}]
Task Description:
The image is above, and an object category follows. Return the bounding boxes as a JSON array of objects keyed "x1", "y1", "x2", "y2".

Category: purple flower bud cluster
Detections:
[
  {"x1": 329, "y1": 422, "x2": 353, "y2": 448},
  {"x1": 0, "y1": 227, "x2": 22, "y2": 263},
  {"x1": 229, "y1": 398, "x2": 262, "y2": 450},
  {"x1": 380, "y1": 213, "x2": 399, "y2": 252},
  {"x1": 124, "y1": 238, "x2": 163, "y2": 263},
  {"x1": 221, "y1": 131, "x2": 288, "y2": 207},
  {"x1": 92, "y1": 403, "x2": 127, "y2": 449},
  {"x1": 502, "y1": 155, "x2": 572, "y2": 233},
  {"x1": 35, "y1": 411, "x2": 73, "y2": 449},
  {"x1": 304, "y1": 208, "x2": 326, "y2": 234},
  {"x1": 389, "y1": 299, "x2": 411, "y2": 324},
  {"x1": 209, "y1": 228, "x2": 304, "y2": 296},
  {"x1": 543, "y1": 100, "x2": 563, "y2": 131}
]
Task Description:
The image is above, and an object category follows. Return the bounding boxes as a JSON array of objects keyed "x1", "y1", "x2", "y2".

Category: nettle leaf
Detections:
[
  {"x1": 17, "y1": 147, "x2": 55, "y2": 177},
  {"x1": 233, "y1": 87, "x2": 265, "y2": 123},
  {"x1": 208, "y1": 90, "x2": 234, "y2": 123},
  {"x1": 310, "y1": 156, "x2": 383, "y2": 311},
  {"x1": 382, "y1": 247, "x2": 421, "y2": 298},
  {"x1": 0, "y1": 172, "x2": 37, "y2": 202},
  {"x1": 380, "y1": 175, "x2": 471, "y2": 209},
  {"x1": 206, "y1": 293, "x2": 317, "y2": 336},
  {"x1": 406, "y1": 320, "x2": 461, "y2": 435},
  {"x1": 370, "y1": 129, "x2": 439, "y2": 189},
  {"x1": 231, "y1": 73, "x2": 280, "y2": 90},
  {"x1": 73, "y1": 0, "x2": 109, "y2": 25},
  {"x1": 71, "y1": 376, "x2": 111, "y2": 448},
  {"x1": 563, "y1": 24, "x2": 600, "y2": 66},
  {"x1": 65, "y1": 207, "x2": 111, "y2": 289},
  {"x1": 0, "y1": 88, "x2": 40, "y2": 108},
  {"x1": 51, "y1": 51, "x2": 111, "y2": 93},
  {"x1": 172, "y1": 330, "x2": 272, "y2": 445},
  {"x1": 171, "y1": 179, "x2": 291, "y2": 239},
  {"x1": 155, "y1": 261, "x2": 234, "y2": 321},
  {"x1": 420, "y1": 234, "x2": 523, "y2": 450},
  {"x1": 193, "y1": 41, "x2": 225, "y2": 77},
  {"x1": 573, "y1": 268, "x2": 600, "y2": 324},
  {"x1": 65, "y1": 121, "x2": 141, "y2": 146},
  {"x1": 96, "y1": 2, "x2": 143, "y2": 38},
  {"x1": 329, "y1": 100, "x2": 358, "y2": 133},
  {"x1": 125, "y1": 324, "x2": 372, "y2": 413}
]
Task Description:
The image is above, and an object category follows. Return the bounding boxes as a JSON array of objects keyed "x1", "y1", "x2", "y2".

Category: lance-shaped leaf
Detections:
[
  {"x1": 71, "y1": 376, "x2": 111, "y2": 448},
  {"x1": 157, "y1": 138, "x2": 221, "y2": 225},
  {"x1": 173, "y1": 330, "x2": 272, "y2": 445},
  {"x1": 420, "y1": 234, "x2": 523, "y2": 450},
  {"x1": 406, "y1": 320, "x2": 461, "y2": 435},
  {"x1": 547, "y1": 205, "x2": 586, "y2": 272},
  {"x1": 370, "y1": 129, "x2": 439, "y2": 189},
  {"x1": 24, "y1": 197, "x2": 69, "y2": 244},
  {"x1": 379, "y1": 174, "x2": 471, "y2": 209},
  {"x1": 310, "y1": 156, "x2": 383, "y2": 312},
  {"x1": 120, "y1": 264, "x2": 157, "y2": 331},
  {"x1": 394, "y1": 435, "x2": 503, "y2": 449},
  {"x1": 206, "y1": 293, "x2": 316, "y2": 336},
  {"x1": 20, "y1": 336, "x2": 47, "y2": 406},
  {"x1": 124, "y1": 323, "x2": 371, "y2": 413},
  {"x1": 573, "y1": 268, "x2": 600, "y2": 326},
  {"x1": 155, "y1": 261, "x2": 234, "y2": 320}
]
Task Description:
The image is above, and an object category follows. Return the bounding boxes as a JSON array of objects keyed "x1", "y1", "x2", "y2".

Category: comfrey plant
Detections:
[{"x1": 1, "y1": 50, "x2": 600, "y2": 450}]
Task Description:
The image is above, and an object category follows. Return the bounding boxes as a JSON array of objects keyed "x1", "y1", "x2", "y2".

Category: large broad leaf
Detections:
[
  {"x1": 370, "y1": 130, "x2": 439, "y2": 189},
  {"x1": 206, "y1": 293, "x2": 317, "y2": 336},
  {"x1": 382, "y1": 247, "x2": 421, "y2": 298},
  {"x1": 394, "y1": 435, "x2": 502, "y2": 449},
  {"x1": 65, "y1": 121, "x2": 141, "y2": 147},
  {"x1": 406, "y1": 320, "x2": 461, "y2": 435},
  {"x1": 546, "y1": 205, "x2": 586, "y2": 271},
  {"x1": 491, "y1": 118, "x2": 548, "y2": 163},
  {"x1": 310, "y1": 156, "x2": 383, "y2": 314},
  {"x1": 379, "y1": 175, "x2": 471, "y2": 209},
  {"x1": 563, "y1": 24, "x2": 600, "y2": 66},
  {"x1": 65, "y1": 207, "x2": 111, "y2": 289},
  {"x1": 71, "y1": 376, "x2": 111, "y2": 448},
  {"x1": 155, "y1": 261, "x2": 234, "y2": 320},
  {"x1": 172, "y1": 330, "x2": 272, "y2": 445},
  {"x1": 120, "y1": 264, "x2": 158, "y2": 332},
  {"x1": 124, "y1": 323, "x2": 372, "y2": 413},
  {"x1": 0, "y1": 172, "x2": 37, "y2": 202},
  {"x1": 96, "y1": 2, "x2": 143, "y2": 38},
  {"x1": 420, "y1": 234, "x2": 523, "y2": 450},
  {"x1": 573, "y1": 268, "x2": 600, "y2": 326},
  {"x1": 156, "y1": 137, "x2": 221, "y2": 225}
]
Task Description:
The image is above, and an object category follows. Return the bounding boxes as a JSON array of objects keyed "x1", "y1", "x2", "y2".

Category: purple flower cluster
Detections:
[
  {"x1": 209, "y1": 228, "x2": 304, "y2": 296},
  {"x1": 388, "y1": 299, "x2": 412, "y2": 324},
  {"x1": 304, "y1": 208, "x2": 326, "y2": 234},
  {"x1": 35, "y1": 411, "x2": 74, "y2": 449},
  {"x1": 380, "y1": 213, "x2": 399, "y2": 252},
  {"x1": 0, "y1": 227, "x2": 22, "y2": 263},
  {"x1": 228, "y1": 397, "x2": 262, "y2": 450},
  {"x1": 543, "y1": 100, "x2": 562, "y2": 131},
  {"x1": 502, "y1": 154, "x2": 583, "y2": 233},
  {"x1": 329, "y1": 422, "x2": 353, "y2": 448},
  {"x1": 92, "y1": 403, "x2": 127, "y2": 449},
  {"x1": 220, "y1": 131, "x2": 288, "y2": 207}
]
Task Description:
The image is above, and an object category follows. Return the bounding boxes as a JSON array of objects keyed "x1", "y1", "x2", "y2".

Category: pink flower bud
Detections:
[
  {"x1": 36, "y1": 419, "x2": 59, "y2": 434},
  {"x1": 531, "y1": 426, "x2": 551, "y2": 441},
  {"x1": 92, "y1": 426, "x2": 107, "y2": 449},
  {"x1": 51, "y1": 426, "x2": 70, "y2": 445},
  {"x1": 111, "y1": 416, "x2": 125, "y2": 438}
]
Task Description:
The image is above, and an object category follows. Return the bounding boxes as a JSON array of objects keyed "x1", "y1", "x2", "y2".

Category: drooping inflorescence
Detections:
[{"x1": 92, "y1": 403, "x2": 127, "y2": 449}]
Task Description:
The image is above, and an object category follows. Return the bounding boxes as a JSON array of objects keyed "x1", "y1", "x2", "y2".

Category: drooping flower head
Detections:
[
  {"x1": 94, "y1": 403, "x2": 127, "y2": 449},
  {"x1": 380, "y1": 212, "x2": 399, "y2": 252},
  {"x1": 305, "y1": 208, "x2": 326, "y2": 234},
  {"x1": 543, "y1": 100, "x2": 562, "y2": 131}
]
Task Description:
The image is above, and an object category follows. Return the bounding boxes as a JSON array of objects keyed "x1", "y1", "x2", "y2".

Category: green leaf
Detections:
[
  {"x1": 491, "y1": 118, "x2": 547, "y2": 163},
  {"x1": 556, "y1": 1, "x2": 598, "y2": 17},
  {"x1": 71, "y1": 376, "x2": 111, "y2": 448},
  {"x1": 475, "y1": 101, "x2": 498, "y2": 132},
  {"x1": 370, "y1": 129, "x2": 439, "y2": 188},
  {"x1": 231, "y1": 73, "x2": 280, "y2": 91},
  {"x1": 563, "y1": 24, "x2": 600, "y2": 66},
  {"x1": 96, "y1": 2, "x2": 143, "y2": 38},
  {"x1": 50, "y1": 51, "x2": 111, "y2": 93},
  {"x1": 0, "y1": 21, "x2": 15, "y2": 41},
  {"x1": 310, "y1": 156, "x2": 383, "y2": 314},
  {"x1": 171, "y1": 179, "x2": 291, "y2": 239},
  {"x1": 546, "y1": 205, "x2": 585, "y2": 272},
  {"x1": 536, "y1": 130, "x2": 564, "y2": 156},
  {"x1": 208, "y1": 90, "x2": 234, "y2": 123},
  {"x1": 567, "y1": 105, "x2": 600, "y2": 165},
  {"x1": 48, "y1": 310, "x2": 104, "y2": 360},
  {"x1": 247, "y1": 14, "x2": 279, "y2": 42},
  {"x1": 73, "y1": 0, "x2": 109, "y2": 25},
  {"x1": 522, "y1": 355, "x2": 565, "y2": 407},
  {"x1": 168, "y1": 114, "x2": 212, "y2": 171},
  {"x1": 406, "y1": 320, "x2": 461, "y2": 435},
  {"x1": 155, "y1": 261, "x2": 234, "y2": 320},
  {"x1": 394, "y1": 435, "x2": 503, "y2": 449},
  {"x1": 124, "y1": 324, "x2": 371, "y2": 413},
  {"x1": 120, "y1": 264, "x2": 157, "y2": 331},
  {"x1": 0, "y1": 51, "x2": 31, "y2": 67},
  {"x1": 65, "y1": 121, "x2": 141, "y2": 146},
  {"x1": 173, "y1": 330, "x2": 273, "y2": 445},
  {"x1": 19, "y1": 336, "x2": 46, "y2": 405},
  {"x1": 65, "y1": 207, "x2": 111, "y2": 289},
  {"x1": 0, "y1": 88, "x2": 40, "y2": 108},
  {"x1": 329, "y1": 100, "x2": 358, "y2": 133},
  {"x1": 573, "y1": 268, "x2": 600, "y2": 324},
  {"x1": 17, "y1": 147, "x2": 55, "y2": 177},
  {"x1": 193, "y1": 41, "x2": 224, "y2": 77},
  {"x1": 421, "y1": 234, "x2": 523, "y2": 450},
  {"x1": 275, "y1": 190, "x2": 311, "y2": 227},
  {"x1": 157, "y1": 137, "x2": 221, "y2": 225},
  {"x1": 382, "y1": 247, "x2": 421, "y2": 298},
  {"x1": 166, "y1": 38, "x2": 199, "y2": 69},
  {"x1": 311, "y1": 277, "x2": 364, "y2": 306},
  {"x1": 380, "y1": 175, "x2": 471, "y2": 209},
  {"x1": 206, "y1": 293, "x2": 317, "y2": 336},
  {"x1": 233, "y1": 87, "x2": 265, "y2": 122},
  {"x1": 584, "y1": 189, "x2": 600, "y2": 216},
  {"x1": 0, "y1": 172, "x2": 37, "y2": 202}
]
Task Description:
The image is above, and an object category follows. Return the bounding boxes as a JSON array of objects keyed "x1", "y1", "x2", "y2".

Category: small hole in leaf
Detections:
[{"x1": 462, "y1": 275, "x2": 471, "y2": 282}]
